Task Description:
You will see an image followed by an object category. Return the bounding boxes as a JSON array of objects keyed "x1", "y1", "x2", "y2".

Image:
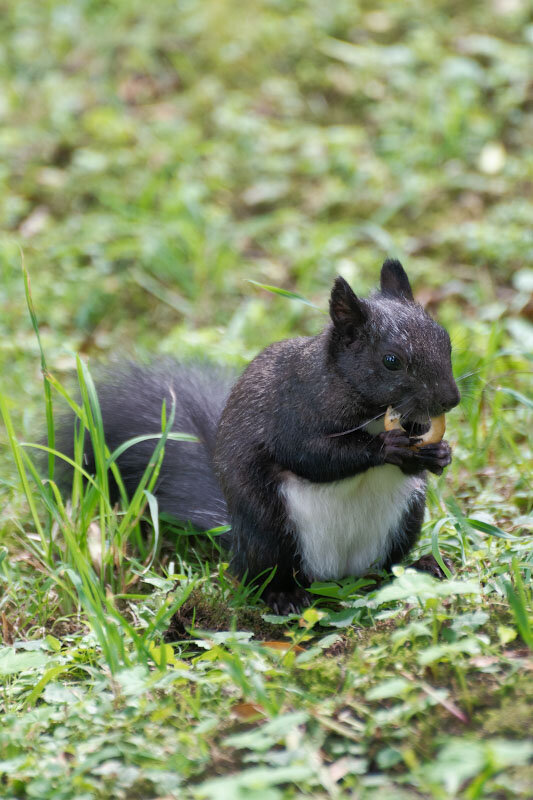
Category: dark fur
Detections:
[
  {"x1": 57, "y1": 260, "x2": 460, "y2": 612},
  {"x1": 214, "y1": 260, "x2": 459, "y2": 604},
  {"x1": 56, "y1": 361, "x2": 234, "y2": 531}
]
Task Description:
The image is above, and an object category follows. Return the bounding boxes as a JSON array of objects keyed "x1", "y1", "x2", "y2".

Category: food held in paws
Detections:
[{"x1": 384, "y1": 406, "x2": 445, "y2": 447}]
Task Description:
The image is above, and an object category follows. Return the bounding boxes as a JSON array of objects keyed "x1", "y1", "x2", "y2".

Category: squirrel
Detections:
[{"x1": 58, "y1": 259, "x2": 460, "y2": 614}]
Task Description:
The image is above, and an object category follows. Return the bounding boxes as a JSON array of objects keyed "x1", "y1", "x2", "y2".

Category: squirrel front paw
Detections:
[
  {"x1": 380, "y1": 430, "x2": 452, "y2": 475},
  {"x1": 380, "y1": 428, "x2": 418, "y2": 472},
  {"x1": 414, "y1": 440, "x2": 452, "y2": 475}
]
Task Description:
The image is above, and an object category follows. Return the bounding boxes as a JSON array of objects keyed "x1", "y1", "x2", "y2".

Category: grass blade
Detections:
[
  {"x1": 247, "y1": 280, "x2": 326, "y2": 313},
  {"x1": 21, "y1": 253, "x2": 55, "y2": 485},
  {"x1": 504, "y1": 558, "x2": 533, "y2": 649}
]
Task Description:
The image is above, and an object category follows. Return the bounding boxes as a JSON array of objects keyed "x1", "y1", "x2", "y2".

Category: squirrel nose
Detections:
[{"x1": 442, "y1": 386, "x2": 461, "y2": 412}]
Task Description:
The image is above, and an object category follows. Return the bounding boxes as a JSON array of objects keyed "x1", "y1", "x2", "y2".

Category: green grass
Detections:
[{"x1": 1, "y1": 0, "x2": 532, "y2": 798}]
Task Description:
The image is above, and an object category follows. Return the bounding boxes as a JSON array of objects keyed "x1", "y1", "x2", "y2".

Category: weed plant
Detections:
[
  {"x1": 1, "y1": 263, "x2": 531, "y2": 799},
  {"x1": 0, "y1": 0, "x2": 532, "y2": 798}
]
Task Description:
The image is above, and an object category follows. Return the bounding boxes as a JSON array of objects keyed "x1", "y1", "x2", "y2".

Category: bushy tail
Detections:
[{"x1": 57, "y1": 360, "x2": 235, "y2": 531}]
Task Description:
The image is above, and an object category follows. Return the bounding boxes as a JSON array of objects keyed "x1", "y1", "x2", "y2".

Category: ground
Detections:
[{"x1": 0, "y1": 1, "x2": 532, "y2": 798}]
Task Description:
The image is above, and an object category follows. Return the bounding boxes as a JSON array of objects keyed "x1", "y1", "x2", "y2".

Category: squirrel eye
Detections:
[{"x1": 383, "y1": 353, "x2": 402, "y2": 371}]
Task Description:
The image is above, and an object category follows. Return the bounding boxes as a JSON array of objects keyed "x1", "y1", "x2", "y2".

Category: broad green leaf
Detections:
[
  {"x1": 366, "y1": 678, "x2": 411, "y2": 700},
  {"x1": 196, "y1": 764, "x2": 315, "y2": 800},
  {"x1": 371, "y1": 571, "x2": 480, "y2": 605},
  {"x1": 224, "y1": 711, "x2": 309, "y2": 751},
  {"x1": 0, "y1": 649, "x2": 49, "y2": 676}
]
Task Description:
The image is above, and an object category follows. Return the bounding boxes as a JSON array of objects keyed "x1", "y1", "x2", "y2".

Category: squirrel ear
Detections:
[
  {"x1": 329, "y1": 276, "x2": 367, "y2": 339},
  {"x1": 380, "y1": 258, "x2": 414, "y2": 301}
]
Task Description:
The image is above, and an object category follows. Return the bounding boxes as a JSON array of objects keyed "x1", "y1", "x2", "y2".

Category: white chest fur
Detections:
[{"x1": 279, "y1": 465, "x2": 424, "y2": 581}]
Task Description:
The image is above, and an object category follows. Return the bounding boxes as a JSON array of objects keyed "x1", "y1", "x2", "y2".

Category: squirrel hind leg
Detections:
[
  {"x1": 228, "y1": 503, "x2": 307, "y2": 613},
  {"x1": 409, "y1": 553, "x2": 453, "y2": 579},
  {"x1": 382, "y1": 487, "x2": 426, "y2": 570}
]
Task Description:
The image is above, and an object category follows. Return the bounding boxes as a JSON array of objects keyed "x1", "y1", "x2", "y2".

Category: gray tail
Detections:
[{"x1": 56, "y1": 360, "x2": 235, "y2": 531}]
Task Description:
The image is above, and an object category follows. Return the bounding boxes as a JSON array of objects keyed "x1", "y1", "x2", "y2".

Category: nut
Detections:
[{"x1": 384, "y1": 406, "x2": 445, "y2": 447}]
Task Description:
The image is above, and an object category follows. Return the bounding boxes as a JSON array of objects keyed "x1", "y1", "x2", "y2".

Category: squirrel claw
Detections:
[
  {"x1": 415, "y1": 440, "x2": 452, "y2": 474},
  {"x1": 410, "y1": 553, "x2": 453, "y2": 579},
  {"x1": 382, "y1": 435, "x2": 452, "y2": 475},
  {"x1": 264, "y1": 588, "x2": 311, "y2": 615}
]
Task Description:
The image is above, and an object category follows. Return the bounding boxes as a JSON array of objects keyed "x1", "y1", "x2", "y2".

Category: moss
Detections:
[
  {"x1": 164, "y1": 587, "x2": 287, "y2": 642},
  {"x1": 478, "y1": 677, "x2": 533, "y2": 738}
]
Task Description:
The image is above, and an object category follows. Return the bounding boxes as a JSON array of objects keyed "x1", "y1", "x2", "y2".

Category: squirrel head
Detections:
[{"x1": 328, "y1": 259, "x2": 460, "y2": 424}]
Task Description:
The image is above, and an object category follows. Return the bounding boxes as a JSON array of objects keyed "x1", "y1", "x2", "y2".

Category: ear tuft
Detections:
[
  {"x1": 329, "y1": 276, "x2": 367, "y2": 340},
  {"x1": 380, "y1": 258, "x2": 414, "y2": 301}
]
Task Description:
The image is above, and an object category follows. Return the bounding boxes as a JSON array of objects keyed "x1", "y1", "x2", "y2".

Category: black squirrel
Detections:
[{"x1": 61, "y1": 260, "x2": 460, "y2": 613}]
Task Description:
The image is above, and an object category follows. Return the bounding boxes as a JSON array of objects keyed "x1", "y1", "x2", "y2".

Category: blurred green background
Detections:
[
  {"x1": 1, "y1": 5, "x2": 532, "y2": 796},
  {"x1": 1, "y1": 0, "x2": 532, "y2": 418}
]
